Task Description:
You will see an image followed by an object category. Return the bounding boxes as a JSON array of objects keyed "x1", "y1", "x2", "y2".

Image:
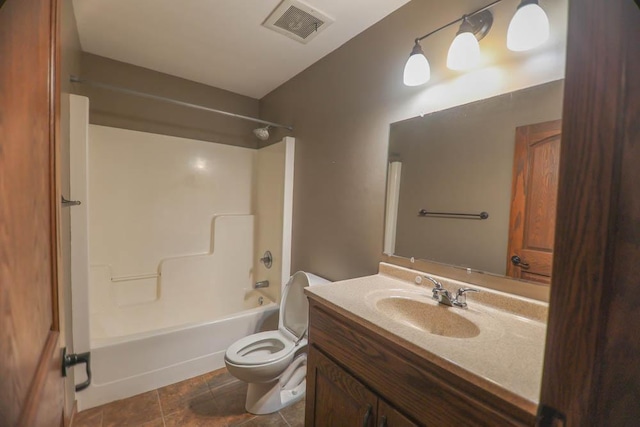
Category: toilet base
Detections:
[
  {"x1": 245, "y1": 379, "x2": 306, "y2": 415},
  {"x1": 244, "y1": 354, "x2": 307, "y2": 415}
]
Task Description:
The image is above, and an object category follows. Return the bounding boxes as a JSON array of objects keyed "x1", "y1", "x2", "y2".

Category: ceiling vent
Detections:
[{"x1": 263, "y1": 0, "x2": 334, "y2": 44}]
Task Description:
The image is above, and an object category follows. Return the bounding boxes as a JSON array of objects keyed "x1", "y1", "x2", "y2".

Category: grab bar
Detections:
[
  {"x1": 418, "y1": 209, "x2": 489, "y2": 220},
  {"x1": 111, "y1": 273, "x2": 159, "y2": 282}
]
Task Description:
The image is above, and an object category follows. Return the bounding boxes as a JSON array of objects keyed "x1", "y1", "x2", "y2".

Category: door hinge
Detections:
[
  {"x1": 62, "y1": 347, "x2": 92, "y2": 392},
  {"x1": 537, "y1": 404, "x2": 566, "y2": 427}
]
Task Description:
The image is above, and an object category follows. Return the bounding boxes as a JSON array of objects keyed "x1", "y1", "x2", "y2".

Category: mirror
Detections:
[{"x1": 384, "y1": 80, "x2": 563, "y2": 284}]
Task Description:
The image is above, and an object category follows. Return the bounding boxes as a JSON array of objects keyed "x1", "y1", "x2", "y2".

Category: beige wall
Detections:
[
  {"x1": 79, "y1": 53, "x2": 260, "y2": 149},
  {"x1": 60, "y1": 0, "x2": 82, "y2": 417},
  {"x1": 391, "y1": 80, "x2": 564, "y2": 275},
  {"x1": 260, "y1": 0, "x2": 567, "y2": 282}
]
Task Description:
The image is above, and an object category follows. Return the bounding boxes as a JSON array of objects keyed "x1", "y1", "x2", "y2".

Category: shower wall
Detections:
[
  {"x1": 253, "y1": 139, "x2": 294, "y2": 303},
  {"x1": 70, "y1": 94, "x2": 293, "y2": 350},
  {"x1": 88, "y1": 124, "x2": 254, "y2": 278},
  {"x1": 88, "y1": 125, "x2": 256, "y2": 340}
]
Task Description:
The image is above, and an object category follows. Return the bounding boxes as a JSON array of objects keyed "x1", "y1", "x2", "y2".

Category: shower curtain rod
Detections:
[{"x1": 69, "y1": 75, "x2": 294, "y2": 131}]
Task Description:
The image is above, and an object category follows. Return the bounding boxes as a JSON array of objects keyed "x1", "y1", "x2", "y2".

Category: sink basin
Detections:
[{"x1": 374, "y1": 295, "x2": 481, "y2": 339}]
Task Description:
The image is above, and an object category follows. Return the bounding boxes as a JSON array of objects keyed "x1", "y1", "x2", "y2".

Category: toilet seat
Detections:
[
  {"x1": 225, "y1": 330, "x2": 296, "y2": 366},
  {"x1": 223, "y1": 271, "x2": 330, "y2": 414},
  {"x1": 225, "y1": 271, "x2": 327, "y2": 368}
]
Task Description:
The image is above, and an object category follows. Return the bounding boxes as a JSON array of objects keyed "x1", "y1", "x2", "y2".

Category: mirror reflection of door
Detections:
[{"x1": 506, "y1": 120, "x2": 562, "y2": 285}]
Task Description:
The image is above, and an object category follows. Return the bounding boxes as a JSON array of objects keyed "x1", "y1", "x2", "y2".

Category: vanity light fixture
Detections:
[
  {"x1": 403, "y1": 0, "x2": 550, "y2": 86},
  {"x1": 507, "y1": 0, "x2": 550, "y2": 51},
  {"x1": 446, "y1": 11, "x2": 494, "y2": 71},
  {"x1": 403, "y1": 41, "x2": 431, "y2": 86}
]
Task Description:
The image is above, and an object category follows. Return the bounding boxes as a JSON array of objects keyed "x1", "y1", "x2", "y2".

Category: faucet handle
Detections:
[
  {"x1": 419, "y1": 275, "x2": 443, "y2": 289},
  {"x1": 456, "y1": 287, "x2": 479, "y2": 295},
  {"x1": 453, "y1": 288, "x2": 480, "y2": 308}
]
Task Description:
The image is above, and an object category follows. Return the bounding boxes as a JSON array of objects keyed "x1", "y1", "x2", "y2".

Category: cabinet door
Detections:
[
  {"x1": 306, "y1": 346, "x2": 378, "y2": 427},
  {"x1": 378, "y1": 399, "x2": 418, "y2": 427}
]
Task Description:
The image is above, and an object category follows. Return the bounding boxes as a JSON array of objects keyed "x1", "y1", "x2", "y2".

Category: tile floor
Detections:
[{"x1": 71, "y1": 368, "x2": 305, "y2": 427}]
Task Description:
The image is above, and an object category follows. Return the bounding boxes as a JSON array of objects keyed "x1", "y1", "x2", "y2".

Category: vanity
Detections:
[
  {"x1": 299, "y1": 68, "x2": 560, "y2": 427},
  {"x1": 303, "y1": 263, "x2": 547, "y2": 427}
]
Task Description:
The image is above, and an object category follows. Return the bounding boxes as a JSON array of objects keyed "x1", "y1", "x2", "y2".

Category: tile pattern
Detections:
[{"x1": 71, "y1": 368, "x2": 305, "y2": 427}]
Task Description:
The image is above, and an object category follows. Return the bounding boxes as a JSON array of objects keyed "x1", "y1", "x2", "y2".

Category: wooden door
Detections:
[
  {"x1": 0, "y1": 0, "x2": 64, "y2": 426},
  {"x1": 506, "y1": 120, "x2": 562, "y2": 285},
  {"x1": 305, "y1": 347, "x2": 378, "y2": 427},
  {"x1": 539, "y1": 0, "x2": 640, "y2": 425},
  {"x1": 378, "y1": 399, "x2": 418, "y2": 427}
]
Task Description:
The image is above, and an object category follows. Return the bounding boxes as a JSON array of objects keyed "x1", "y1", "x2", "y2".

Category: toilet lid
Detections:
[
  {"x1": 279, "y1": 272, "x2": 312, "y2": 339},
  {"x1": 225, "y1": 330, "x2": 295, "y2": 366}
]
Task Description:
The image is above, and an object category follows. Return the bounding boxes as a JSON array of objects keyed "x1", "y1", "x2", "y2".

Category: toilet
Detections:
[{"x1": 224, "y1": 271, "x2": 330, "y2": 415}]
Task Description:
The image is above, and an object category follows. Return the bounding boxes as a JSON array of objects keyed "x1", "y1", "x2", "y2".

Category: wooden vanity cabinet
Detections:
[
  {"x1": 306, "y1": 345, "x2": 417, "y2": 427},
  {"x1": 304, "y1": 298, "x2": 536, "y2": 427},
  {"x1": 378, "y1": 399, "x2": 418, "y2": 427}
]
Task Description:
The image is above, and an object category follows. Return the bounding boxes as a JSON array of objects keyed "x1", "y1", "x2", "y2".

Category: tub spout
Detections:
[{"x1": 254, "y1": 280, "x2": 269, "y2": 289}]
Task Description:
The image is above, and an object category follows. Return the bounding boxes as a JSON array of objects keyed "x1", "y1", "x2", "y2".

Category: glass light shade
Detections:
[
  {"x1": 507, "y1": 2, "x2": 550, "y2": 51},
  {"x1": 447, "y1": 32, "x2": 481, "y2": 71},
  {"x1": 403, "y1": 52, "x2": 431, "y2": 86}
]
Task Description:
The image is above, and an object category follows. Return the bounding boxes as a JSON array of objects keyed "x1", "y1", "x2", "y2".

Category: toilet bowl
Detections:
[{"x1": 224, "y1": 271, "x2": 329, "y2": 415}]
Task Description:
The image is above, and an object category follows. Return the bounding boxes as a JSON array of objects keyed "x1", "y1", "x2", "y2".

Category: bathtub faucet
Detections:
[{"x1": 255, "y1": 280, "x2": 269, "y2": 289}]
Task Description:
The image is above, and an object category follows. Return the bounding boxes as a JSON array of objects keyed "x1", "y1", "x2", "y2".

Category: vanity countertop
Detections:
[{"x1": 304, "y1": 268, "x2": 548, "y2": 416}]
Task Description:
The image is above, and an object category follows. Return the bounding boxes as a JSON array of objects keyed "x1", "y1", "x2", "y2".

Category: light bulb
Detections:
[
  {"x1": 447, "y1": 32, "x2": 481, "y2": 71},
  {"x1": 507, "y1": 1, "x2": 550, "y2": 52},
  {"x1": 403, "y1": 43, "x2": 431, "y2": 86}
]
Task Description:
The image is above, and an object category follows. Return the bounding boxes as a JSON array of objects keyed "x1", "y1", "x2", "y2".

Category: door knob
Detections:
[{"x1": 511, "y1": 255, "x2": 530, "y2": 269}]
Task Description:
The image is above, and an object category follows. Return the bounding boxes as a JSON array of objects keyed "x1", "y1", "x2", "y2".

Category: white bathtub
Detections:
[
  {"x1": 69, "y1": 99, "x2": 296, "y2": 411},
  {"x1": 77, "y1": 290, "x2": 278, "y2": 410}
]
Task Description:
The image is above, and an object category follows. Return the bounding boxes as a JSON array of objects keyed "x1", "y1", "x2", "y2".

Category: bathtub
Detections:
[
  {"x1": 69, "y1": 100, "x2": 296, "y2": 411},
  {"x1": 77, "y1": 290, "x2": 278, "y2": 410}
]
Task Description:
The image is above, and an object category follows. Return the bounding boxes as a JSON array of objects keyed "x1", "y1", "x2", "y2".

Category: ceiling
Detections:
[{"x1": 73, "y1": 0, "x2": 411, "y2": 99}]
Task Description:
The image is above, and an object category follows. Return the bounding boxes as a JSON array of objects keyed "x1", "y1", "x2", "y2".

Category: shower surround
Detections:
[{"x1": 69, "y1": 95, "x2": 294, "y2": 409}]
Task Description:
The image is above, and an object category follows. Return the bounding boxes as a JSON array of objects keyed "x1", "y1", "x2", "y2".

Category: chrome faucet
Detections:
[
  {"x1": 422, "y1": 276, "x2": 479, "y2": 308},
  {"x1": 423, "y1": 276, "x2": 454, "y2": 306}
]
